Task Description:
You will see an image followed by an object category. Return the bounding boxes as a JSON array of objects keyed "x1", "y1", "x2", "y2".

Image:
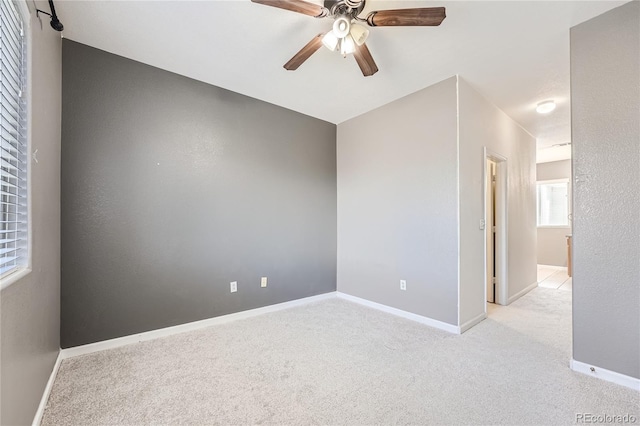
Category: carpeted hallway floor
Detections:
[{"x1": 42, "y1": 287, "x2": 639, "y2": 425}]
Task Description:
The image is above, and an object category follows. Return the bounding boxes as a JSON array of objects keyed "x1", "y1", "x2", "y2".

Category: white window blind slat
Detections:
[
  {"x1": 0, "y1": 8, "x2": 22, "y2": 40},
  {"x1": 0, "y1": 146, "x2": 19, "y2": 162},
  {"x1": 0, "y1": 24, "x2": 22, "y2": 55},
  {"x1": 1, "y1": 158, "x2": 18, "y2": 171},
  {"x1": 536, "y1": 181, "x2": 569, "y2": 227},
  {"x1": 0, "y1": 63, "x2": 23, "y2": 92},
  {"x1": 1, "y1": 96, "x2": 20, "y2": 121},
  {"x1": 0, "y1": 179, "x2": 16, "y2": 189},
  {"x1": 0, "y1": 20, "x2": 23, "y2": 48},
  {"x1": 0, "y1": 162, "x2": 18, "y2": 172},
  {"x1": 1, "y1": 139, "x2": 22, "y2": 156},
  {"x1": 1, "y1": 88, "x2": 20, "y2": 108},
  {"x1": 1, "y1": 200, "x2": 26, "y2": 207},
  {"x1": 0, "y1": 45, "x2": 23, "y2": 78},
  {"x1": 1, "y1": 107, "x2": 20, "y2": 133},
  {"x1": 0, "y1": 255, "x2": 17, "y2": 266},
  {"x1": 0, "y1": 264, "x2": 18, "y2": 275},
  {"x1": 0, "y1": 127, "x2": 21, "y2": 144},
  {"x1": 0, "y1": 72, "x2": 22, "y2": 91},
  {"x1": 0, "y1": 246, "x2": 19, "y2": 255},
  {"x1": 0, "y1": 0, "x2": 27, "y2": 280},
  {"x1": 1, "y1": 189, "x2": 18, "y2": 197},
  {"x1": 0, "y1": 2, "x2": 22, "y2": 26},
  {"x1": 1, "y1": 42, "x2": 22, "y2": 72},
  {"x1": 0, "y1": 78, "x2": 22, "y2": 101},
  {"x1": 0, "y1": 133, "x2": 20, "y2": 151}
]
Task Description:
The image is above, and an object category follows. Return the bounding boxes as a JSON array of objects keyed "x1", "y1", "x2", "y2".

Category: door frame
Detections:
[{"x1": 483, "y1": 148, "x2": 508, "y2": 307}]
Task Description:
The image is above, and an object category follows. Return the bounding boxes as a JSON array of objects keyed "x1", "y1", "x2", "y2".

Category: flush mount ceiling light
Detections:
[
  {"x1": 251, "y1": 0, "x2": 447, "y2": 77},
  {"x1": 536, "y1": 100, "x2": 557, "y2": 114}
]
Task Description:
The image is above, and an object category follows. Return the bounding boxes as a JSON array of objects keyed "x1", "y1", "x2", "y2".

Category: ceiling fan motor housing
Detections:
[
  {"x1": 326, "y1": 0, "x2": 366, "y2": 19},
  {"x1": 344, "y1": 0, "x2": 363, "y2": 10}
]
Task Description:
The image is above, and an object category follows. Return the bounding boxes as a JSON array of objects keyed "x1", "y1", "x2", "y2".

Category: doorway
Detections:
[
  {"x1": 486, "y1": 159, "x2": 497, "y2": 303},
  {"x1": 484, "y1": 149, "x2": 507, "y2": 308}
]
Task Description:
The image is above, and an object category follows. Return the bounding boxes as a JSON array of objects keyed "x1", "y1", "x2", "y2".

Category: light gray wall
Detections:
[
  {"x1": 61, "y1": 40, "x2": 336, "y2": 348},
  {"x1": 458, "y1": 77, "x2": 537, "y2": 324},
  {"x1": 571, "y1": 1, "x2": 640, "y2": 379},
  {"x1": 337, "y1": 77, "x2": 459, "y2": 326},
  {"x1": 537, "y1": 159, "x2": 571, "y2": 181},
  {"x1": 0, "y1": 2, "x2": 62, "y2": 424},
  {"x1": 536, "y1": 159, "x2": 572, "y2": 267}
]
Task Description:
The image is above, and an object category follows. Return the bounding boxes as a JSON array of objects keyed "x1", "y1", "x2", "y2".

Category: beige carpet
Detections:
[{"x1": 42, "y1": 288, "x2": 639, "y2": 425}]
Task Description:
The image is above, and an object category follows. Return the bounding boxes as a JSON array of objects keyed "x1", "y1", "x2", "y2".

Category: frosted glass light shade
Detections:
[
  {"x1": 350, "y1": 24, "x2": 369, "y2": 46},
  {"x1": 340, "y1": 35, "x2": 356, "y2": 56},
  {"x1": 322, "y1": 32, "x2": 339, "y2": 51}
]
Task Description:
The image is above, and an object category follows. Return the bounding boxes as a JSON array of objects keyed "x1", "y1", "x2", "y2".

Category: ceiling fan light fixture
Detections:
[
  {"x1": 333, "y1": 16, "x2": 351, "y2": 38},
  {"x1": 322, "y1": 31, "x2": 339, "y2": 51},
  {"x1": 350, "y1": 23, "x2": 369, "y2": 46},
  {"x1": 536, "y1": 100, "x2": 556, "y2": 114},
  {"x1": 251, "y1": 0, "x2": 446, "y2": 76},
  {"x1": 340, "y1": 34, "x2": 356, "y2": 57}
]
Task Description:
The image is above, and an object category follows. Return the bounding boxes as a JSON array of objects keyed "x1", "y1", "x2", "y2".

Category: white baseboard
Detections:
[
  {"x1": 570, "y1": 359, "x2": 640, "y2": 391},
  {"x1": 537, "y1": 264, "x2": 567, "y2": 270},
  {"x1": 32, "y1": 351, "x2": 62, "y2": 426},
  {"x1": 459, "y1": 312, "x2": 487, "y2": 333},
  {"x1": 507, "y1": 281, "x2": 538, "y2": 305},
  {"x1": 61, "y1": 292, "x2": 337, "y2": 359},
  {"x1": 336, "y1": 292, "x2": 459, "y2": 334}
]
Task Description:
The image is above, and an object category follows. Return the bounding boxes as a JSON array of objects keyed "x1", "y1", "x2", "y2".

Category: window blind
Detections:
[
  {"x1": 0, "y1": 0, "x2": 27, "y2": 278},
  {"x1": 537, "y1": 182, "x2": 569, "y2": 227}
]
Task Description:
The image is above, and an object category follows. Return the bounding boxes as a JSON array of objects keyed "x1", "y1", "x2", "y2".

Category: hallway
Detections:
[{"x1": 537, "y1": 265, "x2": 572, "y2": 291}]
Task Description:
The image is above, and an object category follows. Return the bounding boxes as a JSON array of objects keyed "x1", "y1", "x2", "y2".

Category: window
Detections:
[
  {"x1": 537, "y1": 180, "x2": 569, "y2": 227},
  {"x1": 1, "y1": 0, "x2": 28, "y2": 280}
]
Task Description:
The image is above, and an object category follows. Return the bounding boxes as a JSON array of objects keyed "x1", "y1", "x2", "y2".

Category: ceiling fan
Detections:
[{"x1": 251, "y1": 0, "x2": 446, "y2": 76}]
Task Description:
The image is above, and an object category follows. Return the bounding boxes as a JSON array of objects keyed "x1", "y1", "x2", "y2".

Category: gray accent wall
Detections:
[
  {"x1": 571, "y1": 1, "x2": 640, "y2": 379},
  {"x1": 337, "y1": 77, "x2": 459, "y2": 326},
  {"x1": 1, "y1": 2, "x2": 62, "y2": 424},
  {"x1": 536, "y1": 160, "x2": 572, "y2": 267},
  {"x1": 61, "y1": 40, "x2": 336, "y2": 348}
]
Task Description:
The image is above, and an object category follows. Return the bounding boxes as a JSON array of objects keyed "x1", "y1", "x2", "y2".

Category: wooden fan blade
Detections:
[
  {"x1": 284, "y1": 34, "x2": 324, "y2": 71},
  {"x1": 353, "y1": 43, "x2": 378, "y2": 77},
  {"x1": 366, "y1": 7, "x2": 446, "y2": 26},
  {"x1": 251, "y1": 0, "x2": 325, "y2": 17}
]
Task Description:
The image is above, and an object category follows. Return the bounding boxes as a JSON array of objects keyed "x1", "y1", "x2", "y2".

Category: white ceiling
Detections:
[{"x1": 53, "y1": 0, "x2": 627, "y2": 162}]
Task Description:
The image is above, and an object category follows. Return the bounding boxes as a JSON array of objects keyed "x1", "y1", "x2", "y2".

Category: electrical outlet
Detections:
[
  {"x1": 400, "y1": 280, "x2": 407, "y2": 291},
  {"x1": 261, "y1": 277, "x2": 267, "y2": 288},
  {"x1": 230, "y1": 281, "x2": 237, "y2": 293}
]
